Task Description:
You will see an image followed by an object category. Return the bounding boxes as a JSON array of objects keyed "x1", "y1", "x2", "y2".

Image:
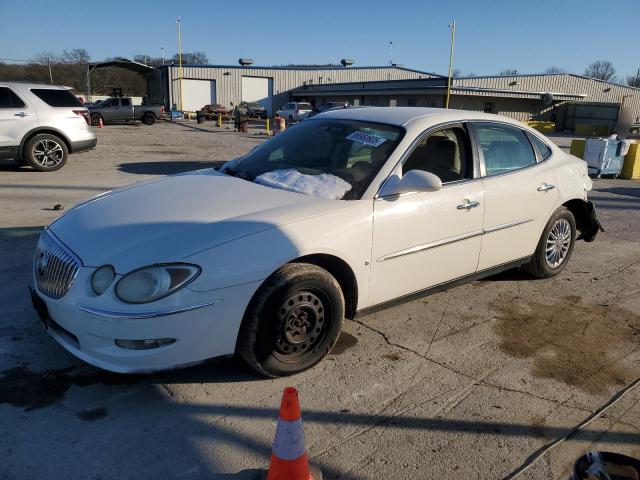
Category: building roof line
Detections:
[{"x1": 159, "y1": 64, "x2": 440, "y2": 75}]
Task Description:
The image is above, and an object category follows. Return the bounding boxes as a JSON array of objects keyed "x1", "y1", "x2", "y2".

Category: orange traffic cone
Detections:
[{"x1": 267, "y1": 387, "x2": 321, "y2": 480}]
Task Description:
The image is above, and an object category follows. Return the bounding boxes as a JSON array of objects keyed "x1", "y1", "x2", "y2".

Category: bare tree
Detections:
[
  {"x1": 451, "y1": 69, "x2": 461, "y2": 78},
  {"x1": 584, "y1": 61, "x2": 616, "y2": 81},
  {"x1": 133, "y1": 55, "x2": 164, "y2": 66},
  {"x1": 627, "y1": 69, "x2": 640, "y2": 88},
  {"x1": 499, "y1": 68, "x2": 517, "y2": 76},
  {"x1": 61, "y1": 49, "x2": 90, "y2": 64},
  {"x1": 544, "y1": 66, "x2": 565, "y2": 74},
  {"x1": 171, "y1": 51, "x2": 208, "y2": 65}
]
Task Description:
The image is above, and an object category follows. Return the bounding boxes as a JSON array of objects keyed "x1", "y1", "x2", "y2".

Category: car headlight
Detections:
[
  {"x1": 115, "y1": 264, "x2": 200, "y2": 304},
  {"x1": 91, "y1": 265, "x2": 115, "y2": 295}
]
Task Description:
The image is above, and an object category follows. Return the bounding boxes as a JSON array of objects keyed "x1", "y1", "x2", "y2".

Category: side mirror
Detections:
[{"x1": 379, "y1": 170, "x2": 443, "y2": 197}]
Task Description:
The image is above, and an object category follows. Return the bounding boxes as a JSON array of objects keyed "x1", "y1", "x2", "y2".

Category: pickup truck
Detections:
[{"x1": 88, "y1": 97, "x2": 164, "y2": 125}]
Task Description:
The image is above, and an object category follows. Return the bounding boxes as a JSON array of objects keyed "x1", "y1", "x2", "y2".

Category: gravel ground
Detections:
[{"x1": 1, "y1": 121, "x2": 639, "y2": 480}]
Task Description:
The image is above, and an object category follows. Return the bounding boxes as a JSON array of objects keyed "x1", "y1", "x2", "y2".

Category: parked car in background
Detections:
[
  {"x1": 0, "y1": 82, "x2": 96, "y2": 171},
  {"x1": 31, "y1": 107, "x2": 601, "y2": 377},
  {"x1": 237, "y1": 101, "x2": 267, "y2": 119},
  {"x1": 277, "y1": 102, "x2": 313, "y2": 122},
  {"x1": 88, "y1": 97, "x2": 163, "y2": 126},
  {"x1": 309, "y1": 101, "x2": 350, "y2": 117},
  {"x1": 201, "y1": 103, "x2": 231, "y2": 119}
]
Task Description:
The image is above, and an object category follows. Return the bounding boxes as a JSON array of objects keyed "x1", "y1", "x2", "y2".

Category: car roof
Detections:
[
  {"x1": 0, "y1": 81, "x2": 73, "y2": 90},
  {"x1": 317, "y1": 106, "x2": 523, "y2": 128}
]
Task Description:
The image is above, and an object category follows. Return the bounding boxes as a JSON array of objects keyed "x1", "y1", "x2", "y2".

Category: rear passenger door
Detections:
[
  {"x1": 471, "y1": 122, "x2": 558, "y2": 270},
  {"x1": 120, "y1": 97, "x2": 134, "y2": 121},
  {"x1": 0, "y1": 86, "x2": 35, "y2": 158}
]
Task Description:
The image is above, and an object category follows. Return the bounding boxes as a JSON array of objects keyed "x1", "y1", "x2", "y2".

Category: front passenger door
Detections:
[{"x1": 369, "y1": 124, "x2": 484, "y2": 306}]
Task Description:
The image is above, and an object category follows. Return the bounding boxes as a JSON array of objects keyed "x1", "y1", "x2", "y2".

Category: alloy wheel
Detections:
[
  {"x1": 32, "y1": 139, "x2": 64, "y2": 168},
  {"x1": 545, "y1": 218, "x2": 572, "y2": 268}
]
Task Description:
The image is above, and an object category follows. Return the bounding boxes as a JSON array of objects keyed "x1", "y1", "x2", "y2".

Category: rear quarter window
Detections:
[
  {"x1": 527, "y1": 133, "x2": 552, "y2": 160},
  {"x1": 30, "y1": 89, "x2": 83, "y2": 107},
  {"x1": 0, "y1": 87, "x2": 26, "y2": 108}
]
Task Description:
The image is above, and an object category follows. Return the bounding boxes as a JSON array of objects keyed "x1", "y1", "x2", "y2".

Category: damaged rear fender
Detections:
[{"x1": 563, "y1": 199, "x2": 604, "y2": 242}]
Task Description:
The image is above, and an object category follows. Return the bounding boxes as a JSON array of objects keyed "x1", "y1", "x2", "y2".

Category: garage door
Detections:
[
  {"x1": 181, "y1": 79, "x2": 216, "y2": 112},
  {"x1": 241, "y1": 76, "x2": 273, "y2": 114}
]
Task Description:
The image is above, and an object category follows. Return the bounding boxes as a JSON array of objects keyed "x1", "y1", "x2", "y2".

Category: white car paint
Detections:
[{"x1": 32, "y1": 107, "x2": 595, "y2": 373}]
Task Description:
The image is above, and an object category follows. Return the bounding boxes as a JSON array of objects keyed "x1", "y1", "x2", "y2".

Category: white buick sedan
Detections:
[{"x1": 31, "y1": 107, "x2": 601, "y2": 376}]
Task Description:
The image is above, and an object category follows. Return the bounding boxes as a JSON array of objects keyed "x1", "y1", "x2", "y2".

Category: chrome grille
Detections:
[{"x1": 34, "y1": 230, "x2": 82, "y2": 299}]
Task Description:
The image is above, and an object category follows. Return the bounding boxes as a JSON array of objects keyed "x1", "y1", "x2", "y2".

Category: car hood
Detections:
[{"x1": 49, "y1": 169, "x2": 346, "y2": 272}]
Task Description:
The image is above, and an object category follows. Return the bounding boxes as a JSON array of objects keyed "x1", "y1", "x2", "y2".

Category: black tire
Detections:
[
  {"x1": 288, "y1": 115, "x2": 294, "y2": 123},
  {"x1": 524, "y1": 207, "x2": 576, "y2": 279},
  {"x1": 90, "y1": 113, "x2": 103, "y2": 126},
  {"x1": 237, "y1": 263, "x2": 344, "y2": 377},
  {"x1": 142, "y1": 113, "x2": 156, "y2": 125},
  {"x1": 23, "y1": 134, "x2": 68, "y2": 172}
]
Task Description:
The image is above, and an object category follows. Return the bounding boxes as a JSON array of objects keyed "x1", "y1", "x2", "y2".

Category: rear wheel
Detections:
[
  {"x1": 90, "y1": 113, "x2": 103, "y2": 126},
  {"x1": 237, "y1": 263, "x2": 344, "y2": 377},
  {"x1": 24, "y1": 134, "x2": 68, "y2": 172},
  {"x1": 142, "y1": 112, "x2": 156, "y2": 125},
  {"x1": 524, "y1": 207, "x2": 576, "y2": 278}
]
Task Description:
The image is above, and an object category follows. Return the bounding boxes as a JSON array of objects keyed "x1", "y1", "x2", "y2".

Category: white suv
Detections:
[
  {"x1": 276, "y1": 102, "x2": 313, "y2": 123},
  {"x1": 0, "y1": 82, "x2": 96, "y2": 171}
]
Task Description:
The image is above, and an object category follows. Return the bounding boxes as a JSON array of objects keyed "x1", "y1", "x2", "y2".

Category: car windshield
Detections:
[
  {"x1": 247, "y1": 102, "x2": 263, "y2": 108},
  {"x1": 221, "y1": 118, "x2": 404, "y2": 200},
  {"x1": 298, "y1": 103, "x2": 312, "y2": 110}
]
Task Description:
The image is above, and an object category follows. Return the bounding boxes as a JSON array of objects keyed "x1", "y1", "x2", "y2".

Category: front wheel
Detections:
[
  {"x1": 24, "y1": 134, "x2": 68, "y2": 172},
  {"x1": 237, "y1": 263, "x2": 344, "y2": 377},
  {"x1": 524, "y1": 207, "x2": 576, "y2": 278}
]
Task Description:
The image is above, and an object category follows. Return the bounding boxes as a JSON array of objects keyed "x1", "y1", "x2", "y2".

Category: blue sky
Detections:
[{"x1": 1, "y1": 0, "x2": 638, "y2": 79}]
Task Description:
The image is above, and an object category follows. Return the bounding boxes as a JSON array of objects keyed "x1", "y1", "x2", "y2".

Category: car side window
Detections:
[
  {"x1": 527, "y1": 132, "x2": 552, "y2": 160},
  {"x1": 402, "y1": 126, "x2": 472, "y2": 183},
  {"x1": 121, "y1": 98, "x2": 131, "y2": 107},
  {"x1": 0, "y1": 87, "x2": 26, "y2": 108},
  {"x1": 475, "y1": 123, "x2": 537, "y2": 176}
]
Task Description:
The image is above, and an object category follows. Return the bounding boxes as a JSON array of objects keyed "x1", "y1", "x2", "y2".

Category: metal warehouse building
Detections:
[
  {"x1": 290, "y1": 73, "x2": 640, "y2": 134},
  {"x1": 147, "y1": 64, "x2": 435, "y2": 114}
]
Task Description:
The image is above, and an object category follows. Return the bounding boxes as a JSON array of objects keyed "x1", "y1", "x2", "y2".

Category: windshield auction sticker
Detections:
[{"x1": 346, "y1": 131, "x2": 387, "y2": 147}]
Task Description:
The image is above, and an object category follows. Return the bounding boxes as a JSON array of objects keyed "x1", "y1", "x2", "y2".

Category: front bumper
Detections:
[{"x1": 30, "y1": 269, "x2": 262, "y2": 373}]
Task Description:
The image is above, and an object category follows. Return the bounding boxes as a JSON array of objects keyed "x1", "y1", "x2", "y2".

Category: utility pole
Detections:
[
  {"x1": 177, "y1": 17, "x2": 183, "y2": 110},
  {"x1": 445, "y1": 21, "x2": 456, "y2": 109},
  {"x1": 161, "y1": 47, "x2": 165, "y2": 65},
  {"x1": 47, "y1": 58, "x2": 53, "y2": 84},
  {"x1": 388, "y1": 41, "x2": 393, "y2": 66}
]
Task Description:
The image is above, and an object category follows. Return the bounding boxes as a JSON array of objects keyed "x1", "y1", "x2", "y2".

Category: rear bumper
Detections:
[
  {"x1": 70, "y1": 138, "x2": 97, "y2": 153},
  {"x1": 579, "y1": 201, "x2": 604, "y2": 242}
]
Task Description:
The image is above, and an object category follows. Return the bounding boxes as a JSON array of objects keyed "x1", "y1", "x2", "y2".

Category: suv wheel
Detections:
[
  {"x1": 142, "y1": 113, "x2": 156, "y2": 125},
  {"x1": 90, "y1": 113, "x2": 103, "y2": 126},
  {"x1": 24, "y1": 134, "x2": 68, "y2": 172}
]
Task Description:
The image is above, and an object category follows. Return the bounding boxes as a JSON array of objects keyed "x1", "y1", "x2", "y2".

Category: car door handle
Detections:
[
  {"x1": 537, "y1": 183, "x2": 556, "y2": 192},
  {"x1": 14, "y1": 112, "x2": 28, "y2": 117},
  {"x1": 457, "y1": 200, "x2": 480, "y2": 210}
]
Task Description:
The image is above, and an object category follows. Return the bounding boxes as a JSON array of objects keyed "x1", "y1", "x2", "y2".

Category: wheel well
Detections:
[
  {"x1": 290, "y1": 254, "x2": 358, "y2": 319},
  {"x1": 20, "y1": 129, "x2": 71, "y2": 157},
  {"x1": 562, "y1": 199, "x2": 592, "y2": 235},
  {"x1": 144, "y1": 111, "x2": 156, "y2": 117}
]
